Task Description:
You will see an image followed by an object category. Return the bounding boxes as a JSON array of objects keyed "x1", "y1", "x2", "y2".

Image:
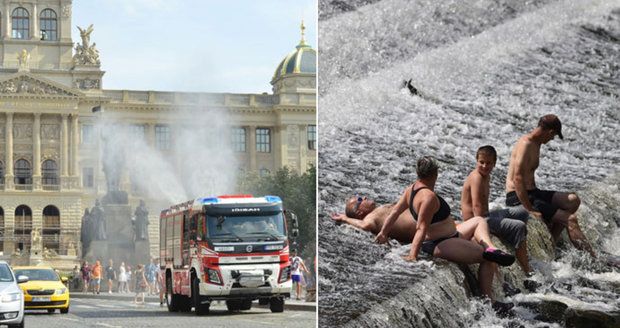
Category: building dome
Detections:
[{"x1": 271, "y1": 22, "x2": 316, "y2": 84}]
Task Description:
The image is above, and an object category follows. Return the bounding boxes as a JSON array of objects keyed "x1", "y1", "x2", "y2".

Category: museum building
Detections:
[{"x1": 0, "y1": 0, "x2": 316, "y2": 268}]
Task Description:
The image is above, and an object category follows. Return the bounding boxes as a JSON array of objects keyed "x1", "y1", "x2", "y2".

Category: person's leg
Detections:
[
  {"x1": 457, "y1": 216, "x2": 495, "y2": 249},
  {"x1": 550, "y1": 208, "x2": 595, "y2": 257},
  {"x1": 433, "y1": 238, "x2": 495, "y2": 300},
  {"x1": 515, "y1": 240, "x2": 531, "y2": 273},
  {"x1": 552, "y1": 191, "x2": 580, "y2": 214}
]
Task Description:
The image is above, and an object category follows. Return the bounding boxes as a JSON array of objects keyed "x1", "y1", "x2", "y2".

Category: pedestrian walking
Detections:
[
  {"x1": 81, "y1": 261, "x2": 91, "y2": 293},
  {"x1": 134, "y1": 264, "x2": 148, "y2": 304},
  {"x1": 106, "y1": 259, "x2": 116, "y2": 294},
  {"x1": 118, "y1": 262, "x2": 128, "y2": 293},
  {"x1": 91, "y1": 260, "x2": 102, "y2": 294},
  {"x1": 146, "y1": 258, "x2": 158, "y2": 295}
]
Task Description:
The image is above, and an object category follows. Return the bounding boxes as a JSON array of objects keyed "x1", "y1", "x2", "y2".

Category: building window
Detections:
[
  {"x1": 256, "y1": 128, "x2": 270, "y2": 153},
  {"x1": 14, "y1": 205, "x2": 32, "y2": 252},
  {"x1": 40, "y1": 9, "x2": 57, "y2": 41},
  {"x1": 232, "y1": 127, "x2": 246, "y2": 152},
  {"x1": 130, "y1": 124, "x2": 146, "y2": 141},
  {"x1": 259, "y1": 168, "x2": 270, "y2": 177},
  {"x1": 42, "y1": 205, "x2": 60, "y2": 253},
  {"x1": 14, "y1": 159, "x2": 31, "y2": 185},
  {"x1": 0, "y1": 161, "x2": 4, "y2": 185},
  {"x1": 81, "y1": 124, "x2": 94, "y2": 145},
  {"x1": 41, "y1": 160, "x2": 59, "y2": 185},
  {"x1": 307, "y1": 125, "x2": 316, "y2": 150},
  {"x1": 12, "y1": 7, "x2": 30, "y2": 39},
  {"x1": 155, "y1": 125, "x2": 171, "y2": 150},
  {"x1": 82, "y1": 167, "x2": 94, "y2": 188}
]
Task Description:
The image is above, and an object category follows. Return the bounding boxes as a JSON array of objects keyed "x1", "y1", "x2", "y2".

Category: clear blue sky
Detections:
[{"x1": 72, "y1": 0, "x2": 317, "y2": 94}]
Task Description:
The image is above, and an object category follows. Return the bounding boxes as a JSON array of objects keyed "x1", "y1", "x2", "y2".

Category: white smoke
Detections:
[{"x1": 95, "y1": 106, "x2": 238, "y2": 205}]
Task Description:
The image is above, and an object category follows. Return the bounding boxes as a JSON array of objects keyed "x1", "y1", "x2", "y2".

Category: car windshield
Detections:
[
  {"x1": 207, "y1": 213, "x2": 286, "y2": 240},
  {"x1": 0, "y1": 264, "x2": 14, "y2": 282},
  {"x1": 14, "y1": 269, "x2": 59, "y2": 281}
]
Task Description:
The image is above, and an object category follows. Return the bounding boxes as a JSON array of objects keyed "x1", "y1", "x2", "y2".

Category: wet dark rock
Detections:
[
  {"x1": 565, "y1": 308, "x2": 620, "y2": 328},
  {"x1": 523, "y1": 279, "x2": 542, "y2": 293},
  {"x1": 519, "y1": 300, "x2": 568, "y2": 324}
]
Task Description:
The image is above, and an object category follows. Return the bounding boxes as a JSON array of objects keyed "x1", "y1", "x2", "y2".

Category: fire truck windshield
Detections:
[{"x1": 206, "y1": 213, "x2": 286, "y2": 241}]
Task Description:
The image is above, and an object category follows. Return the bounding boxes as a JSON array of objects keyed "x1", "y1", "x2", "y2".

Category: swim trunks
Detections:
[
  {"x1": 421, "y1": 232, "x2": 460, "y2": 256},
  {"x1": 506, "y1": 188, "x2": 558, "y2": 223}
]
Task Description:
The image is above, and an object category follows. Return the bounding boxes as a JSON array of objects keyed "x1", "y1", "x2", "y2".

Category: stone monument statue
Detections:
[
  {"x1": 80, "y1": 208, "x2": 92, "y2": 252},
  {"x1": 30, "y1": 228, "x2": 42, "y2": 253},
  {"x1": 73, "y1": 24, "x2": 101, "y2": 66},
  {"x1": 133, "y1": 200, "x2": 149, "y2": 241},
  {"x1": 91, "y1": 199, "x2": 107, "y2": 240}
]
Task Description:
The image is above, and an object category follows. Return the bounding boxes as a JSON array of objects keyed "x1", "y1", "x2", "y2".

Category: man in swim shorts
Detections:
[{"x1": 505, "y1": 114, "x2": 595, "y2": 257}]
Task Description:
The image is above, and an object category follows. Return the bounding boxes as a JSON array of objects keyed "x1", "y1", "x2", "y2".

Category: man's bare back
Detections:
[{"x1": 506, "y1": 135, "x2": 540, "y2": 193}]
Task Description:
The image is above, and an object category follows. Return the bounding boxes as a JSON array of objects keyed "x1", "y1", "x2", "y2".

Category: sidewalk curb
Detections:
[{"x1": 70, "y1": 293, "x2": 316, "y2": 312}]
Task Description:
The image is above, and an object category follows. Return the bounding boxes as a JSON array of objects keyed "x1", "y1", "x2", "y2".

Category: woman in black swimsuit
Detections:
[{"x1": 376, "y1": 156, "x2": 514, "y2": 303}]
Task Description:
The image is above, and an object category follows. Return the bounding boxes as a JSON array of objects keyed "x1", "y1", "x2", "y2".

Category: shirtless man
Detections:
[
  {"x1": 461, "y1": 146, "x2": 531, "y2": 273},
  {"x1": 505, "y1": 114, "x2": 595, "y2": 257},
  {"x1": 331, "y1": 196, "x2": 416, "y2": 244}
]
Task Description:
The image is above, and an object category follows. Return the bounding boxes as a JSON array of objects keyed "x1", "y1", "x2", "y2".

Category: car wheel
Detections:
[
  {"x1": 61, "y1": 306, "x2": 70, "y2": 314},
  {"x1": 48, "y1": 309, "x2": 56, "y2": 313},
  {"x1": 270, "y1": 297, "x2": 284, "y2": 313},
  {"x1": 8, "y1": 318, "x2": 24, "y2": 328}
]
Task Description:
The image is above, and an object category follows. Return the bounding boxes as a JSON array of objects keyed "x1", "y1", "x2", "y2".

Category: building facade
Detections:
[{"x1": 0, "y1": 0, "x2": 316, "y2": 268}]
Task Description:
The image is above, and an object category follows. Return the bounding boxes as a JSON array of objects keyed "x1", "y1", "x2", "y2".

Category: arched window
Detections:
[
  {"x1": 14, "y1": 205, "x2": 32, "y2": 252},
  {"x1": 42, "y1": 159, "x2": 59, "y2": 186},
  {"x1": 40, "y1": 9, "x2": 57, "y2": 41},
  {"x1": 14, "y1": 159, "x2": 32, "y2": 185},
  {"x1": 0, "y1": 207, "x2": 4, "y2": 253},
  {"x1": 11, "y1": 7, "x2": 30, "y2": 39},
  {"x1": 42, "y1": 205, "x2": 60, "y2": 253}
]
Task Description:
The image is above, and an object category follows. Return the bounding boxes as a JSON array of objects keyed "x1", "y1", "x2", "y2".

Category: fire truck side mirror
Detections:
[
  {"x1": 292, "y1": 229, "x2": 299, "y2": 238},
  {"x1": 288, "y1": 212, "x2": 299, "y2": 229}
]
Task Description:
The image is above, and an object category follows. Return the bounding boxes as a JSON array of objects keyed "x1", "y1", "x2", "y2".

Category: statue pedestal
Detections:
[
  {"x1": 134, "y1": 241, "x2": 151, "y2": 266},
  {"x1": 29, "y1": 250, "x2": 44, "y2": 266},
  {"x1": 84, "y1": 240, "x2": 108, "y2": 263}
]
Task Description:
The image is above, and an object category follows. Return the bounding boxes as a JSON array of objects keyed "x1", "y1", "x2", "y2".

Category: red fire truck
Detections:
[{"x1": 159, "y1": 195, "x2": 297, "y2": 315}]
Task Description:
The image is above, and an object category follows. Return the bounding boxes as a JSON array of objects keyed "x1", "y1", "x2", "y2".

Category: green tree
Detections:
[{"x1": 238, "y1": 166, "x2": 316, "y2": 262}]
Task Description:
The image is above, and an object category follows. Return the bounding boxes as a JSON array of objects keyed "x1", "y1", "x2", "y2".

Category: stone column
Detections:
[
  {"x1": 249, "y1": 125, "x2": 257, "y2": 171},
  {"x1": 61, "y1": 114, "x2": 69, "y2": 188},
  {"x1": 32, "y1": 3, "x2": 39, "y2": 40},
  {"x1": 32, "y1": 113, "x2": 42, "y2": 190},
  {"x1": 147, "y1": 123, "x2": 156, "y2": 147},
  {"x1": 4, "y1": 113, "x2": 14, "y2": 189},
  {"x1": 3, "y1": 3, "x2": 10, "y2": 39},
  {"x1": 71, "y1": 114, "x2": 80, "y2": 189}
]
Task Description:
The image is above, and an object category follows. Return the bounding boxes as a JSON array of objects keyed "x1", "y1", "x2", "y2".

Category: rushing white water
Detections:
[{"x1": 318, "y1": 0, "x2": 620, "y2": 326}]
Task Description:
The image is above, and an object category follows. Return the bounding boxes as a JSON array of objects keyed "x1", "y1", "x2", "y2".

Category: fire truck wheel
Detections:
[
  {"x1": 178, "y1": 295, "x2": 192, "y2": 312},
  {"x1": 240, "y1": 299, "x2": 252, "y2": 310},
  {"x1": 226, "y1": 300, "x2": 242, "y2": 312},
  {"x1": 192, "y1": 278, "x2": 209, "y2": 315},
  {"x1": 166, "y1": 276, "x2": 179, "y2": 312},
  {"x1": 269, "y1": 297, "x2": 284, "y2": 313}
]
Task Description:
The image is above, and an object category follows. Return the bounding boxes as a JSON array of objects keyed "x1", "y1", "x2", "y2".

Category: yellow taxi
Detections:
[{"x1": 12, "y1": 266, "x2": 70, "y2": 314}]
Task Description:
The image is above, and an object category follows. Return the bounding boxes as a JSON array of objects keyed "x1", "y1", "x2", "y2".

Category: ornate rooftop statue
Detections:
[{"x1": 73, "y1": 24, "x2": 101, "y2": 66}]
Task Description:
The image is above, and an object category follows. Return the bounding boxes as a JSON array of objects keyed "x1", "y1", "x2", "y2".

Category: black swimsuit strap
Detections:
[{"x1": 408, "y1": 185, "x2": 429, "y2": 220}]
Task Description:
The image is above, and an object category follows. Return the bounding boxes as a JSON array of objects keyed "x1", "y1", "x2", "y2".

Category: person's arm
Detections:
[
  {"x1": 375, "y1": 190, "x2": 409, "y2": 244},
  {"x1": 404, "y1": 192, "x2": 438, "y2": 261},
  {"x1": 469, "y1": 174, "x2": 486, "y2": 217},
  {"x1": 300, "y1": 260, "x2": 309, "y2": 273},
  {"x1": 331, "y1": 213, "x2": 376, "y2": 231}
]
